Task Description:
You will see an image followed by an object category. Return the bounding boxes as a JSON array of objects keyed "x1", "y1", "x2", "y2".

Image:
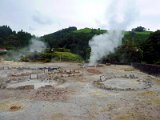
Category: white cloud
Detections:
[{"x1": 0, "y1": 0, "x2": 159, "y2": 36}]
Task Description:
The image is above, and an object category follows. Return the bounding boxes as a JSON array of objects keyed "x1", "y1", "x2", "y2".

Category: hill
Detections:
[
  {"x1": 41, "y1": 27, "x2": 106, "y2": 60},
  {"x1": 1, "y1": 25, "x2": 159, "y2": 64},
  {"x1": 0, "y1": 25, "x2": 32, "y2": 49},
  {"x1": 123, "y1": 31, "x2": 151, "y2": 47},
  {"x1": 41, "y1": 27, "x2": 151, "y2": 62}
]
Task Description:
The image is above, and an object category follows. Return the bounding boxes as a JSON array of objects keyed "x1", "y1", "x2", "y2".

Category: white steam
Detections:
[
  {"x1": 5, "y1": 38, "x2": 46, "y2": 61},
  {"x1": 89, "y1": 0, "x2": 137, "y2": 65},
  {"x1": 29, "y1": 38, "x2": 46, "y2": 53}
]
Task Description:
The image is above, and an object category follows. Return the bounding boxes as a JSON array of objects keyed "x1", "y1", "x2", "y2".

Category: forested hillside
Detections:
[
  {"x1": 42, "y1": 26, "x2": 156, "y2": 64},
  {"x1": 0, "y1": 25, "x2": 160, "y2": 64},
  {"x1": 41, "y1": 27, "x2": 106, "y2": 60},
  {"x1": 0, "y1": 26, "x2": 32, "y2": 49}
]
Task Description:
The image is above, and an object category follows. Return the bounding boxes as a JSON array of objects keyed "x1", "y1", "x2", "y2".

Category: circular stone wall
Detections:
[{"x1": 93, "y1": 76, "x2": 152, "y2": 91}]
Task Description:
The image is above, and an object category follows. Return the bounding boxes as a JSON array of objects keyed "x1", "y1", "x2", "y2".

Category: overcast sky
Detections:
[{"x1": 0, "y1": 0, "x2": 160, "y2": 36}]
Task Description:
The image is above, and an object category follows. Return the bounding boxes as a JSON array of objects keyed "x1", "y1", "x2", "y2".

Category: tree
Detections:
[
  {"x1": 42, "y1": 27, "x2": 106, "y2": 60},
  {"x1": 0, "y1": 25, "x2": 12, "y2": 37},
  {"x1": 17, "y1": 30, "x2": 32, "y2": 47},
  {"x1": 132, "y1": 26, "x2": 146, "y2": 32},
  {"x1": 104, "y1": 39, "x2": 143, "y2": 64},
  {"x1": 142, "y1": 30, "x2": 160, "y2": 64},
  {"x1": 0, "y1": 25, "x2": 32, "y2": 49}
]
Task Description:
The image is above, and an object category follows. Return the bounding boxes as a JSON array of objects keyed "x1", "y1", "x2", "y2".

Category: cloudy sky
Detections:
[{"x1": 0, "y1": 0, "x2": 160, "y2": 36}]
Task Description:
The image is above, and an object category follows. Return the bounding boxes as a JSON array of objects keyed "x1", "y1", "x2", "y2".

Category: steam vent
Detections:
[{"x1": 0, "y1": 0, "x2": 160, "y2": 119}]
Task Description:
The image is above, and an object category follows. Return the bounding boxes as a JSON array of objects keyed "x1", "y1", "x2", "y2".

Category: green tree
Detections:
[
  {"x1": 142, "y1": 30, "x2": 160, "y2": 64},
  {"x1": 0, "y1": 25, "x2": 32, "y2": 49},
  {"x1": 132, "y1": 26, "x2": 146, "y2": 32}
]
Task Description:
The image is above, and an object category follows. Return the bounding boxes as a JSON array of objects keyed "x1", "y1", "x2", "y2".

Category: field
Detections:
[{"x1": 0, "y1": 61, "x2": 160, "y2": 120}]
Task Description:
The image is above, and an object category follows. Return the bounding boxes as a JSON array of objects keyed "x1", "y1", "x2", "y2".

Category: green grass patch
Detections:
[
  {"x1": 53, "y1": 52, "x2": 82, "y2": 62},
  {"x1": 74, "y1": 28, "x2": 106, "y2": 34},
  {"x1": 21, "y1": 51, "x2": 83, "y2": 62}
]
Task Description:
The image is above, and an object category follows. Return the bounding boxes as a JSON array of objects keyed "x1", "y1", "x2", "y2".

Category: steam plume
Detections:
[
  {"x1": 89, "y1": 0, "x2": 137, "y2": 65},
  {"x1": 29, "y1": 38, "x2": 46, "y2": 53},
  {"x1": 5, "y1": 38, "x2": 46, "y2": 61}
]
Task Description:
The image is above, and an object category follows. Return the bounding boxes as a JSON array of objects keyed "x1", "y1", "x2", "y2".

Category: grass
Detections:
[
  {"x1": 74, "y1": 28, "x2": 92, "y2": 33},
  {"x1": 93, "y1": 81, "x2": 105, "y2": 88},
  {"x1": 53, "y1": 52, "x2": 82, "y2": 62},
  {"x1": 124, "y1": 31, "x2": 151, "y2": 35},
  {"x1": 74, "y1": 28, "x2": 106, "y2": 34},
  {"x1": 115, "y1": 116, "x2": 131, "y2": 120},
  {"x1": 138, "y1": 91, "x2": 157, "y2": 96},
  {"x1": 135, "y1": 31, "x2": 152, "y2": 35},
  {"x1": 21, "y1": 50, "x2": 83, "y2": 62},
  {"x1": 123, "y1": 31, "x2": 151, "y2": 46}
]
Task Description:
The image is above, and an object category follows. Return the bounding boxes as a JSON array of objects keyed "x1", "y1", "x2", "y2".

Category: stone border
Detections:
[{"x1": 93, "y1": 75, "x2": 152, "y2": 91}]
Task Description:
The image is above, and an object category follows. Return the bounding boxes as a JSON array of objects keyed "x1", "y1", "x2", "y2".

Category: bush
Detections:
[
  {"x1": 20, "y1": 51, "x2": 83, "y2": 62},
  {"x1": 53, "y1": 52, "x2": 82, "y2": 62}
]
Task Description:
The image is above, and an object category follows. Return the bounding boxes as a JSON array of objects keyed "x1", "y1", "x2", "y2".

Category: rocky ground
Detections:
[{"x1": 0, "y1": 61, "x2": 160, "y2": 120}]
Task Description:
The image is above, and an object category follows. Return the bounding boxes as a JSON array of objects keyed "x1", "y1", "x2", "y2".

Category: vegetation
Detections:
[
  {"x1": 21, "y1": 50, "x2": 82, "y2": 62},
  {"x1": 132, "y1": 26, "x2": 147, "y2": 32},
  {"x1": 42, "y1": 27, "x2": 106, "y2": 60},
  {"x1": 123, "y1": 31, "x2": 151, "y2": 47},
  {"x1": 142, "y1": 30, "x2": 160, "y2": 64},
  {"x1": 1, "y1": 25, "x2": 160, "y2": 64},
  {"x1": 0, "y1": 25, "x2": 32, "y2": 49},
  {"x1": 104, "y1": 40, "x2": 143, "y2": 64}
]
